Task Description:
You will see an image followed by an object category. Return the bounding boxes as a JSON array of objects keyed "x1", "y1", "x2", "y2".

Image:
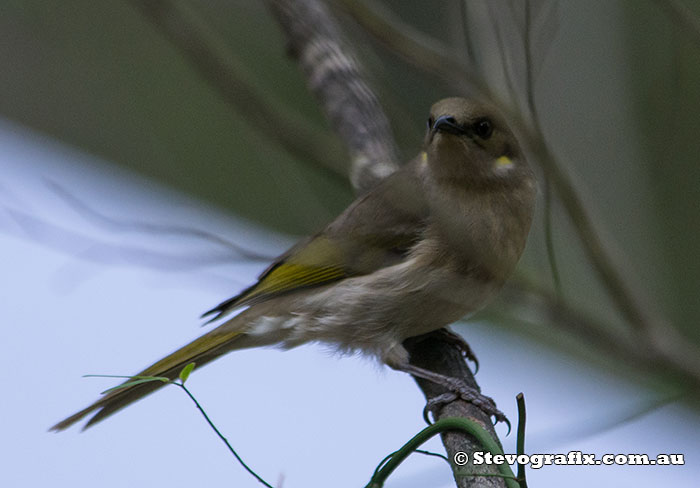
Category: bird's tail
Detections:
[{"x1": 50, "y1": 314, "x2": 283, "y2": 431}]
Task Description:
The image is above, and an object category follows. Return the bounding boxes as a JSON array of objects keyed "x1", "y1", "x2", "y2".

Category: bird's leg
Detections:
[
  {"x1": 436, "y1": 328, "x2": 479, "y2": 373},
  {"x1": 390, "y1": 360, "x2": 507, "y2": 425}
]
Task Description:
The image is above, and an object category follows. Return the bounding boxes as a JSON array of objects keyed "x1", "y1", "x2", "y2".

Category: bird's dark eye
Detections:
[
  {"x1": 473, "y1": 118, "x2": 493, "y2": 139},
  {"x1": 427, "y1": 117, "x2": 434, "y2": 130}
]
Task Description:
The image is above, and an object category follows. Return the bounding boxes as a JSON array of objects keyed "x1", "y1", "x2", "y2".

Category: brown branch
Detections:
[
  {"x1": 265, "y1": 0, "x2": 504, "y2": 486},
  {"x1": 404, "y1": 335, "x2": 507, "y2": 488},
  {"x1": 265, "y1": 0, "x2": 400, "y2": 192}
]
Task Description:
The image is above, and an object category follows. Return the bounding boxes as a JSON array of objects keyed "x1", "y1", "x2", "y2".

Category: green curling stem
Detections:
[{"x1": 366, "y1": 417, "x2": 519, "y2": 488}]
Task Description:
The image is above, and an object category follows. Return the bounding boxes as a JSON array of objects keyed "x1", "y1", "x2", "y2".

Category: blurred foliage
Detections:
[
  {"x1": 0, "y1": 0, "x2": 352, "y2": 234},
  {"x1": 626, "y1": 0, "x2": 700, "y2": 337},
  {"x1": 2, "y1": 0, "x2": 699, "y2": 394}
]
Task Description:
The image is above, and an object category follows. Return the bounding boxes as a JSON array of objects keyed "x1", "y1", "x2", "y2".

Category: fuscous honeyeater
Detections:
[{"x1": 52, "y1": 97, "x2": 536, "y2": 431}]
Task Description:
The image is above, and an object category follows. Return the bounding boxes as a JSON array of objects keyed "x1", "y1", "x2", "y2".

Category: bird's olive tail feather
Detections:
[{"x1": 50, "y1": 316, "x2": 285, "y2": 431}]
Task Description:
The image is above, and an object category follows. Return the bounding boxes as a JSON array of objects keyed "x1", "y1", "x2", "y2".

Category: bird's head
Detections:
[{"x1": 424, "y1": 97, "x2": 530, "y2": 187}]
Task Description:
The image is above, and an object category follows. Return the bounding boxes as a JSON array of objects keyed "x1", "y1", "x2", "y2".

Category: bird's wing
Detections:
[{"x1": 202, "y1": 162, "x2": 428, "y2": 320}]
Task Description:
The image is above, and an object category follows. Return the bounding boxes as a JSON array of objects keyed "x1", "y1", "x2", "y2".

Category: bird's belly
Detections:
[{"x1": 274, "y1": 256, "x2": 501, "y2": 358}]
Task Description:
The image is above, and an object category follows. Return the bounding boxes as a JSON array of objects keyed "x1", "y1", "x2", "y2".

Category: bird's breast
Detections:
[{"x1": 427, "y1": 183, "x2": 534, "y2": 285}]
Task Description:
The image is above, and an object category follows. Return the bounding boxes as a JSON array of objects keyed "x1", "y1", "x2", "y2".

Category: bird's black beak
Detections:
[{"x1": 433, "y1": 115, "x2": 466, "y2": 136}]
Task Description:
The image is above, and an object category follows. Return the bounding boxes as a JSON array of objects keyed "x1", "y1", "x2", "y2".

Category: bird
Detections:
[{"x1": 51, "y1": 97, "x2": 536, "y2": 431}]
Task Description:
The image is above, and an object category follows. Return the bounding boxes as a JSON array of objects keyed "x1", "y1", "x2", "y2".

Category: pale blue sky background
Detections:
[{"x1": 2, "y1": 118, "x2": 698, "y2": 487}]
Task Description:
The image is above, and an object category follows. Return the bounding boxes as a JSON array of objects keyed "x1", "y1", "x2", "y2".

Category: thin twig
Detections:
[
  {"x1": 522, "y1": 0, "x2": 562, "y2": 295},
  {"x1": 126, "y1": 0, "x2": 348, "y2": 182},
  {"x1": 542, "y1": 179, "x2": 562, "y2": 294},
  {"x1": 485, "y1": 2, "x2": 521, "y2": 110},
  {"x1": 459, "y1": 1, "x2": 479, "y2": 69},
  {"x1": 523, "y1": 0, "x2": 539, "y2": 128},
  {"x1": 330, "y1": 0, "x2": 489, "y2": 96},
  {"x1": 5, "y1": 206, "x2": 249, "y2": 271},
  {"x1": 496, "y1": 277, "x2": 700, "y2": 391},
  {"x1": 46, "y1": 179, "x2": 274, "y2": 261}
]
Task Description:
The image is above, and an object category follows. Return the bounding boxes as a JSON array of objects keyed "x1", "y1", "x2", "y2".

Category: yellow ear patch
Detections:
[
  {"x1": 495, "y1": 155, "x2": 513, "y2": 168},
  {"x1": 420, "y1": 151, "x2": 428, "y2": 164}
]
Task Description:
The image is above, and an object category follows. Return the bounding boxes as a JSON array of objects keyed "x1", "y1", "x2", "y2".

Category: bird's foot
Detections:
[
  {"x1": 389, "y1": 357, "x2": 508, "y2": 429},
  {"x1": 422, "y1": 382, "x2": 509, "y2": 431}
]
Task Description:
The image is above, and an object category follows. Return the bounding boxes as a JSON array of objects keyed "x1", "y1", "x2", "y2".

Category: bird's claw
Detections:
[
  {"x1": 423, "y1": 392, "x2": 458, "y2": 424},
  {"x1": 422, "y1": 382, "x2": 509, "y2": 433}
]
